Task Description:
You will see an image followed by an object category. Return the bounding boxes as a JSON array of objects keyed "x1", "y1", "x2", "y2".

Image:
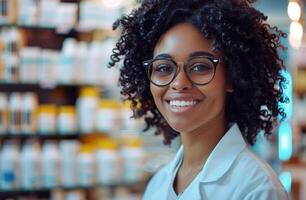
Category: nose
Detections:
[{"x1": 170, "y1": 62, "x2": 193, "y2": 91}]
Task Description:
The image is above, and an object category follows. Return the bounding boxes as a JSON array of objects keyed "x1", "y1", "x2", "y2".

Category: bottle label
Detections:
[{"x1": 3, "y1": 171, "x2": 16, "y2": 183}]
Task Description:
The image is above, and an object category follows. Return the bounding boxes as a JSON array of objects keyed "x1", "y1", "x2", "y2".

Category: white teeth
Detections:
[{"x1": 170, "y1": 100, "x2": 197, "y2": 107}]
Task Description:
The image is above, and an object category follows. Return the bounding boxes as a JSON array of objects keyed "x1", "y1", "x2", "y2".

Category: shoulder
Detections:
[
  {"x1": 236, "y1": 147, "x2": 282, "y2": 186},
  {"x1": 241, "y1": 185, "x2": 290, "y2": 200},
  {"x1": 232, "y1": 147, "x2": 290, "y2": 199}
]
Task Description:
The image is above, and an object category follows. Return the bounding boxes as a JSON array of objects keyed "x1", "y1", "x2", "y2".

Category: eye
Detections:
[
  {"x1": 190, "y1": 63, "x2": 213, "y2": 74},
  {"x1": 154, "y1": 64, "x2": 173, "y2": 72},
  {"x1": 152, "y1": 62, "x2": 175, "y2": 76}
]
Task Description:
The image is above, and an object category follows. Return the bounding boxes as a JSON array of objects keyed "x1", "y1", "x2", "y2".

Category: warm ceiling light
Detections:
[
  {"x1": 290, "y1": 21, "x2": 303, "y2": 40},
  {"x1": 288, "y1": 1, "x2": 301, "y2": 21},
  {"x1": 102, "y1": 0, "x2": 124, "y2": 9},
  {"x1": 289, "y1": 33, "x2": 302, "y2": 49}
]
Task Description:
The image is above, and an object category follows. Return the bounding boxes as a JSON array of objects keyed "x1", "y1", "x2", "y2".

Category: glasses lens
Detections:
[
  {"x1": 186, "y1": 57, "x2": 215, "y2": 85},
  {"x1": 149, "y1": 59, "x2": 176, "y2": 86}
]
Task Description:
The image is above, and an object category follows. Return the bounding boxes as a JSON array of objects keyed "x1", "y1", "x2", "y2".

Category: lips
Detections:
[
  {"x1": 165, "y1": 94, "x2": 203, "y2": 113},
  {"x1": 169, "y1": 100, "x2": 198, "y2": 107},
  {"x1": 165, "y1": 94, "x2": 202, "y2": 103}
]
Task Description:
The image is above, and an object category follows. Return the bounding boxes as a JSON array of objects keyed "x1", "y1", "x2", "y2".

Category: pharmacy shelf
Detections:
[
  {"x1": 0, "y1": 23, "x2": 113, "y2": 34},
  {"x1": 0, "y1": 82, "x2": 103, "y2": 105},
  {"x1": 0, "y1": 23, "x2": 77, "y2": 34},
  {"x1": 0, "y1": 82, "x2": 102, "y2": 91},
  {"x1": 0, "y1": 133, "x2": 81, "y2": 141},
  {"x1": 0, "y1": 182, "x2": 146, "y2": 191},
  {"x1": 0, "y1": 182, "x2": 146, "y2": 197},
  {"x1": 0, "y1": 189, "x2": 50, "y2": 199}
]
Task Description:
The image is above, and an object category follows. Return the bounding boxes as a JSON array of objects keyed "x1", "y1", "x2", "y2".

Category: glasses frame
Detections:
[{"x1": 143, "y1": 55, "x2": 220, "y2": 87}]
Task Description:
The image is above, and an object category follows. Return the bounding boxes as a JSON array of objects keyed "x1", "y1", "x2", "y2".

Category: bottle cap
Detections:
[
  {"x1": 98, "y1": 138, "x2": 118, "y2": 150},
  {"x1": 80, "y1": 87, "x2": 99, "y2": 97},
  {"x1": 59, "y1": 106, "x2": 75, "y2": 114},
  {"x1": 39, "y1": 104, "x2": 57, "y2": 114},
  {"x1": 99, "y1": 99, "x2": 121, "y2": 109}
]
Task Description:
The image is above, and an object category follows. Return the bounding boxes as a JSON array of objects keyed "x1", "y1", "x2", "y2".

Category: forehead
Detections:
[{"x1": 153, "y1": 23, "x2": 214, "y2": 60}]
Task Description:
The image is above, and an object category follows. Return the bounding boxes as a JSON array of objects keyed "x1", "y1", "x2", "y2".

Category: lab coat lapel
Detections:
[
  {"x1": 180, "y1": 180, "x2": 202, "y2": 200},
  {"x1": 151, "y1": 146, "x2": 184, "y2": 200}
]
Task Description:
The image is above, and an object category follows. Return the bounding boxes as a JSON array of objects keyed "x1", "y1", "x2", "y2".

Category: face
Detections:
[{"x1": 150, "y1": 23, "x2": 231, "y2": 135}]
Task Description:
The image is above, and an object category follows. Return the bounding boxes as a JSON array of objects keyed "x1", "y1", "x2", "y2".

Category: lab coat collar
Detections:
[
  {"x1": 200, "y1": 123, "x2": 247, "y2": 183},
  {"x1": 169, "y1": 145, "x2": 184, "y2": 175},
  {"x1": 168, "y1": 123, "x2": 247, "y2": 183}
]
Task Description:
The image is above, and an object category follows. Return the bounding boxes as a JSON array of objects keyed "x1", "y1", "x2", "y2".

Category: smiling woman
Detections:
[
  {"x1": 109, "y1": 0, "x2": 290, "y2": 199},
  {"x1": 150, "y1": 23, "x2": 229, "y2": 136}
]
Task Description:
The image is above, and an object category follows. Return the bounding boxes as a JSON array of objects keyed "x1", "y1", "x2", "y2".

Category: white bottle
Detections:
[
  {"x1": 22, "y1": 92, "x2": 38, "y2": 134},
  {"x1": 0, "y1": 140, "x2": 20, "y2": 190},
  {"x1": 120, "y1": 138, "x2": 145, "y2": 183},
  {"x1": 121, "y1": 101, "x2": 145, "y2": 133},
  {"x1": 96, "y1": 99, "x2": 122, "y2": 134},
  {"x1": 55, "y1": 3, "x2": 78, "y2": 32},
  {"x1": 4, "y1": 28, "x2": 20, "y2": 82},
  {"x1": 41, "y1": 141, "x2": 59, "y2": 188},
  {"x1": 0, "y1": 93, "x2": 8, "y2": 134},
  {"x1": 20, "y1": 140, "x2": 40, "y2": 189},
  {"x1": 39, "y1": 0, "x2": 58, "y2": 28},
  {"x1": 39, "y1": 49, "x2": 58, "y2": 87},
  {"x1": 76, "y1": 145, "x2": 95, "y2": 187},
  {"x1": 59, "y1": 140, "x2": 79, "y2": 188},
  {"x1": 75, "y1": 41, "x2": 88, "y2": 84},
  {"x1": 76, "y1": 87, "x2": 99, "y2": 134},
  {"x1": 64, "y1": 190, "x2": 86, "y2": 200},
  {"x1": 19, "y1": 47, "x2": 40, "y2": 83},
  {"x1": 38, "y1": 104, "x2": 57, "y2": 134},
  {"x1": 86, "y1": 41, "x2": 101, "y2": 85},
  {"x1": 17, "y1": 0, "x2": 39, "y2": 26},
  {"x1": 57, "y1": 106, "x2": 76, "y2": 135},
  {"x1": 0, "y1": 0, "x2": 10, "y2": 24},
  {"x1": 96, "y1": 139, "x2": 121, "y2": 185},
  {"x1": 9, "y1": 92, "x2": 22, "y2": 134},
  {"x1": 59, "y1": 38, "x2": 77, "y2": 84}
]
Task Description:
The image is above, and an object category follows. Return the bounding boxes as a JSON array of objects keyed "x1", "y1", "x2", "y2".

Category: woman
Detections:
[{"x1": 109, "y1": 0, "x2": 290, "y2": 199}]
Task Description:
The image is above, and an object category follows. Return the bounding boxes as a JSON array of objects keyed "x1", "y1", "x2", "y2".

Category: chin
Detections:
[{"x1": 167, "y1": 120, "x2": 196, "y2": 134}]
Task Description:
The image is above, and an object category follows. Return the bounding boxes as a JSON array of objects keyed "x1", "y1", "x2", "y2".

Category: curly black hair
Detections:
[{"x1": 109, "y1": 0, "x2": 288, "y2": 146}]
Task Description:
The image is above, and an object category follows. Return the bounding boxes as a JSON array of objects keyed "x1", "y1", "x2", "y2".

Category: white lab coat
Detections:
[{"x1": 142, "y1": 124, "x2": 290, "y2": 200}]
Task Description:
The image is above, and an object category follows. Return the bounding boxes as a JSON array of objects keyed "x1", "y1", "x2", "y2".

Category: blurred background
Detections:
[{"x1": 0, "y1": 0, "x2": 305, "y2": 200}]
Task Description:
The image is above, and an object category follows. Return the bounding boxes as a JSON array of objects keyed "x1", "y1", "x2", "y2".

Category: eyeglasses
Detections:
[{"x1": 143, "y1": 55, "x2": 220, "y2": 87}]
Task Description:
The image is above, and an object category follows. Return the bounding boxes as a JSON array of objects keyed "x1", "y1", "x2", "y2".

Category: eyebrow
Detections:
[
  {"x1": 155, "y1": 53, "x2": 172, "y2": 59},
  {"x1": 189, "y1": 51, "x2": 215, "y2": 58},
  {"x1": 154, "y1": 51, "x2": 216, "y2": 59}
]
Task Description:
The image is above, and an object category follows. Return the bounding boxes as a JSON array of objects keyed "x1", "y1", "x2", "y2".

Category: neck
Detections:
[{"x1": 180, "y1": 116, "x2": 228, "y2": 168}]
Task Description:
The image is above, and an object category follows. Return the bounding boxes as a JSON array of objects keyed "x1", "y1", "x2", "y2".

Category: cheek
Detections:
[
  {"x1": 150, "y1": 84, "x2": 164, "y2": 108},
  {"x1": 201, "y1": 67, "x2": 228, "y2": 104}
]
